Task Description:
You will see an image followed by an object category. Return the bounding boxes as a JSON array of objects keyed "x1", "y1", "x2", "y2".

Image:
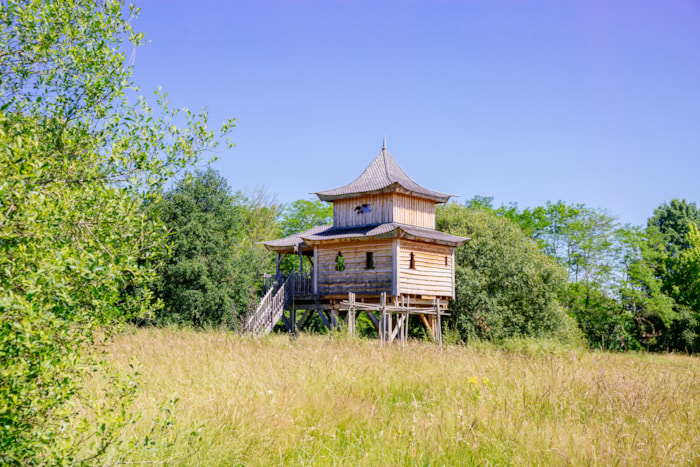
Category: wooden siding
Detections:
[
  {"x1": 398, "y1": 239, "x2": 453, "y2": 298},
  {"x1": 392, "y1": 193, "x2": 436, "y2": 229},
  {"x1": 332, "y1": 192, "x2": 436, "y2": 229},
  {"x1": 317, "y1": 240, "x2": 393, "y2": 296},
  {"x1": 333, "y1": 193, "x2": 394, "y2": 228}
]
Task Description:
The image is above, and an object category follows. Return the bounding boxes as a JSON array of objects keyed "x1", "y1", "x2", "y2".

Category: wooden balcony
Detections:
[{"x1": 263, "y1": 271, "x2": 314, "y2": 298}]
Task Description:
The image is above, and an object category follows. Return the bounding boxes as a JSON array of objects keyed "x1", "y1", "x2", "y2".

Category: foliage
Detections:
[
  {"x1": 647, "y1": 198, "x2": 700, "y2": 259},
  {"x1": 280, "y1": 198, "x2": 332, "y2": 237},
  {"x1": 277, "y1": 198, "x2": 332, "y2": 275},
  {"x1": 437, "y1": 204, "x2": 576, "y2": 342},
  {"x1": 153, "y1": 169, "x2": 240, "y2": 327},
  {"x1": 0, "y1": 0, "x2": 231, "y2": 463},
  {"x1": 153, "y1": 174, "x2": 280, "y2": 327}
]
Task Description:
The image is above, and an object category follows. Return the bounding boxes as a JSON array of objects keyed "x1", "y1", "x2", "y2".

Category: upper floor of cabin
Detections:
[{"x1": 314, "y1": 142, "x2": 452, "y2": 229}]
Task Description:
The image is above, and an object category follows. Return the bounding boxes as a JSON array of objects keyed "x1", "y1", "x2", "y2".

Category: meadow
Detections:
[{"x1": 97, "y1": 328, "x2": 700, "y2": 465}]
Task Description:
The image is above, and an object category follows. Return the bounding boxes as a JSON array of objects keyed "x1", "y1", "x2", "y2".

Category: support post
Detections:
[
  {"x1": 331, "y1": 309, "x2": 339, "y2": 329},
  {"x1": 436, "y1": 298, "x2": 442, "y2": 348},
  {"x1": 380, "y1": 292, "x2": 387, "y2": 347},
  {"x1": 348, "y1": 292, "x2": 356, "y2": 337},
  {"x1": 313, "y1": 246, "x2": 318, "y2": 294},
  {"x1": 291, "y1": 307, "x2": 296, "y2": 336},
  {"x1": 276, "y1": 253, "x2": 281, "y2": 278},
  {"x1": 299, "y1": 246, "x2": 304, "y2": 276}
]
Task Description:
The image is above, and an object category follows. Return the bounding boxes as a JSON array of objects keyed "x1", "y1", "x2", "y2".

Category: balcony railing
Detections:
[{"x1": 263, "y1": 271, "x2": 314, "y2": 296}]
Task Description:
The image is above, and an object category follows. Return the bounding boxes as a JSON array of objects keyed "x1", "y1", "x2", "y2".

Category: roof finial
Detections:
[{"x1": 382, "y1": 135, "x2": 387, "y2": 151}]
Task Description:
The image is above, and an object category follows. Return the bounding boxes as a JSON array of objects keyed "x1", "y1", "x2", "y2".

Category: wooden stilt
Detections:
[
  {"x1": 316, "y1": 310, "x2": 332, "y2": 330},
  {"x1": 436, "y1": 298, "x2": 442, "y2": 348},
  {"x1": 365, "y1": 311, "x2": 379, "y2": 332},
  {"x1": 331, "y1": 309, "x2": 339, "y2": 329},
  {"x1": 291, "y1": 307, "x2": 296, "y2": 336},
  {"x1": 348, "y1": 292, "x2": 356, "y2": 337},
  {"x1": 380, "y1": 292, "x2": 387, "y2": 346}
]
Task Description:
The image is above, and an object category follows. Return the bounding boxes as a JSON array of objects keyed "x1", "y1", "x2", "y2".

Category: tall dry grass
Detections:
[{"x1": 97, "y1": 328, "x2": 700, "y2": 465}]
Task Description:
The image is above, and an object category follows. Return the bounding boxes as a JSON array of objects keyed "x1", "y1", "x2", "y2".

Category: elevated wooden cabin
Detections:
[{"x1": 245, "y1": 142, "x2": 467, "y2": 341}]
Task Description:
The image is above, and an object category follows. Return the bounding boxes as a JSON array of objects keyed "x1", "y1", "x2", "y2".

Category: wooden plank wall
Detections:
[
  {"x1": 333, "y1": 194, "x2": 393, "y2": 228},
  {"x1": 392, "y1": 194, "x2": 436, "y2": 229},
  {"x1": 398, "y1": 239, "x2": 453, "y2": 298},
  {"x1": 317, "y1": 240, "x2": 393, "y2": 296},
  {"x1": 333, "y1": 193, "x2": 436, "y2": 229}
]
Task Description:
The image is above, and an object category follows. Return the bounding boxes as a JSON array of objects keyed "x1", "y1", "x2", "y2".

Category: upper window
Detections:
[
  {"x1": 409, "y1": 252, "x2": 415, "y2": 269},
  {"x1": 366, "y1": 252, "x2": 374, "y2": 270}
]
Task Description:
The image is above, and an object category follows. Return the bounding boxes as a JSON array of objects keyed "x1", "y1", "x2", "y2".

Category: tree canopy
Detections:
[
  {"x1": 0, "y1": 0, "x2": 232, "y2": 463},
  {"x1": 153, "y1": 170, "x2": 279, "y2": 327},
  {"x1": 437, "y1": 204, "x2": 579, "y2": 343}
]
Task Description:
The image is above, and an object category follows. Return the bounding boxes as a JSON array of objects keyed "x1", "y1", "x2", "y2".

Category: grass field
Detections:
[{"x1": 97, "y1": 328, "x2": 700, "y2": 465}]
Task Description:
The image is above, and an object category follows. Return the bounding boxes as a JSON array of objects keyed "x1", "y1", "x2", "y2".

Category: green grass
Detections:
[{"x1": 95, "y1": 328, "x2": 700, "y2": 465}]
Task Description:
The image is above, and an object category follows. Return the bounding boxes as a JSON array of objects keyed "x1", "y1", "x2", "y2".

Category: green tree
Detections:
[
  {"x1": 437, "y1": 204, "x2": 579, "y2": 343},
  {"x1": 153, "y1": 169, "x2": 241, "y2": 327},
  {"x1": 0, "y1": 0, "x2": 232, "y2": 463},
  {"x1": 613, "y1": 226, "x2": 685, "y2": 350},
  {"x1": 647, "y1": 199, "x2": 700, "y2": 300},
  {"x1": 280, "y1": 198, "x2": 332, "y2": 237},
  {"x1": 275, "y1": 198, "x2": 332, "y2": 275},
  {"x1": 636, "y1": 199, "x2": 700, "y2": 351}
]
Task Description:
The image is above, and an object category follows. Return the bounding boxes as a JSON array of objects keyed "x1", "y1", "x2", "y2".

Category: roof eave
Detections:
[
  {"x1": 397, "y1": 228, "x2": 470, "y2": 247},
  {"x1": 300, "y1": 229, "x2": 399, "y2": 246},
  {"x1": 315, "y1": 183, "x2": 452, "y2": 203}
]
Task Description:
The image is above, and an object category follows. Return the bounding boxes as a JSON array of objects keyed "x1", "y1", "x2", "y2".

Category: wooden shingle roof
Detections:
[
  {"x1": 261, "y1": 223, "x2": 468, "y2": 253},
  {"x1": 314, "y1": 147, "x2": 453, "y2": 203}
]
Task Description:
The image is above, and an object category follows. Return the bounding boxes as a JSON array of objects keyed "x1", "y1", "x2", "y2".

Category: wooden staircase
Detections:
[{"x1": 243, "y1": 274, "x2": 293, "y2": 335}]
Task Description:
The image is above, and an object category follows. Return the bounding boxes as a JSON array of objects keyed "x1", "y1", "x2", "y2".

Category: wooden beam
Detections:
[
  {"x1": 365, "y1": 311, "x2": 379, "y2": 332},
  {"x1": 313, "y1": 245, "x2": 318, "y2": 294},
  {"x1": 331, "y1": 310, "x2": 339, "y2": 329},
  {"x1": 392, "y1": 239, "x2": 400, "y2": 296},
  {"x1": 298, "y1": 309, "x2": 313, "y2": 329},
  {"x1": 316, "y1": 310, "x2": 332, "y2": 330},
  {"x1": 380, "y1": 292, "x2": 387, "y2": 346},
  {"x1": 436, "y1": 298, "x2": 442, "y2": 348},
  {"x1": 419, "y1": 313, "x2": 433, "y2": 336},
  {"x1": 281, "y1": 314, "x2": 291, "y2": 332}
]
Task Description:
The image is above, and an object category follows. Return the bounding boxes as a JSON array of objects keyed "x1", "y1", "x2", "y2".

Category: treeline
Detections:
[
  {"x1": 439, "y1": 197, "x2": 700, "y2": 353},
  {"x1": 150, "y1": 170, "x2": 700, "y2": 353},
  {"x1": 148, "y1": 169, "x2": 332, "y2": 327}
]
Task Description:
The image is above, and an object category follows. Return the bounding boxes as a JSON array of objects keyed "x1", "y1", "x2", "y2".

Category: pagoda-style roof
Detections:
[
  {"x1": 314, "y1": 145, "x2": 453, "y2": 203},
  {"x1": 262, "y1": 223, "x2": 468, "y2": 253}
]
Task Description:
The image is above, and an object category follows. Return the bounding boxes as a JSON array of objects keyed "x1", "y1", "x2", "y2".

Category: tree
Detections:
[
  {"x1": 154, "y1": 178, "x2": 280, "y2": 327},
  {"x1": 280, "y1": 198, "x2": 332, "y2": 237},
  {"x1": 0, "y1": 0, "x2": 232, "y2": 463},
  {"x1": 437, "y1": 204, "x2": 579, "y2": 343},
  {"x1": 647, "y1": 199, "x2": 700, "y2": 299},
  {"x1": 153, "y1": 169, "x2": 241, "y2": 327}
]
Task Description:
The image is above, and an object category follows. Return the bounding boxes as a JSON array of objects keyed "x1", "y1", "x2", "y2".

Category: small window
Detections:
[
  {"x1": 354, "y1": 203, "x2": 372, "y2": 215},
  {"x1": 335, "y1": 252, "x2": 345, "y2": 271},
  {"x1": 366, "y1": 252, "x2": 374, "y2": 270},
  {"x1": 409, "y1": 252, "x2": 415, "y2": 269},
  {"x1": 445, "y1": 256, "x2": 449, "y2": 266}
]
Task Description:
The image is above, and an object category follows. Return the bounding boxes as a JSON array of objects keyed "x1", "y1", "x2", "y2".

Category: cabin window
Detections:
[
  {"x1": 409, "y1": 252, "x2": 415, "y2": 269},
  {"x1": 354, "y1": 203, "x2": 372, "y2": 215},
  {"x1": 445, "y1": 256, "x2": 449, "y2": 266},
  {"x1": 335, "y1": 251, "x2": 345, "y2": 271},
  {"x1": 366, "y1": 252, "x2": 374, "y2": 270}
]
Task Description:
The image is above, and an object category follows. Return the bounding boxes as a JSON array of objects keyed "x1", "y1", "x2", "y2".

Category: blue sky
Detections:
[{"x1": 129, "y1": 0, "x2": 700, "y2": 227}]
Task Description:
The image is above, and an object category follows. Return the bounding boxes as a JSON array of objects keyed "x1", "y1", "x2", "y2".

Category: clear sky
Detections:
[{"x1": 129, "y1": 0, "x2": 700, "y2": 227}]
